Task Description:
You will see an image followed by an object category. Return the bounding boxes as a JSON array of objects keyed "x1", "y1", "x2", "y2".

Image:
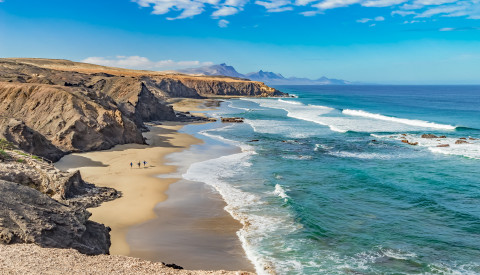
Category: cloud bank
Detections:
[
  {"x1": 82, "y1": 56, "x2": 213, "y2": 70},
  {"x1": 133, "y1": 0, "x2": 480, "y2": 21}
]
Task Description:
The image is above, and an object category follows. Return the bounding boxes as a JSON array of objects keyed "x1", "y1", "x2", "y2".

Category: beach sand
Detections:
[
  {"x1": 54, "y1": 99, "x2": 254, "y2": 272},
  {"x1": 55, "y1": 122, "x2": 199, "y2": 256}
]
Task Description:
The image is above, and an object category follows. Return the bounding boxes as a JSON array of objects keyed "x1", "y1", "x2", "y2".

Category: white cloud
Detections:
[
  {"x1": 133, "y1": 0, "x2": 480, "y2": 21},
  {"x1": 313, "y1": 0, "x2": 362, "y2": 10},
  {"x1": 300, "y1": 10, "x2": 322, "y2": 16},
  {"x1": 212, "y1": 6, "x2": 239, "y2": 17},
  {"x1": 81, "y1": 56, "x2": 213, "y2": 70},
  {"x1": 255, "y1": 0, "x2": 293, "y2": 12},
  {"x1": 357, "y1": 18, "x2": 372, "y2": 23},
  {"x1": 392, "y1": 10, "x2": 416, "y2": 16},
  {"x1": 363, "y1": 0, "x2": 408, "y2": 7},
  {"x1": 357, "y1": 15, "x2": 385, "y2": 23},
  {"x1": 218, "y1": 19, "x2": 230, "y2": 27}
]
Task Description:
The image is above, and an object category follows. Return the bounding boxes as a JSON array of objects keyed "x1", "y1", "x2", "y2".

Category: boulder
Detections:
[
  {"x1": 436, "y1": 144, "x2": 450, "y2": 147},
  {"x1": 455, "y1": 140, "x2": 469, "y2": 144}
]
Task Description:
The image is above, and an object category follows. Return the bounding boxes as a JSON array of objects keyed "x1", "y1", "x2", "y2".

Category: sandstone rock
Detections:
[
  {"x1": 455, "y1": 140, "x2": 469, "y2": 144},
  {"x1": 0, "y1": 180, "x2": 110, "y2": 255},
  {"x1": 437, "y1": 144, "x2": 450, "y2": 147}
]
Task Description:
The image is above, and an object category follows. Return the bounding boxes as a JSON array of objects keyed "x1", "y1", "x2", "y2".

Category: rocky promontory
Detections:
[{"x1": 0, "y1": 58, "x2": 285, "y2": 161}]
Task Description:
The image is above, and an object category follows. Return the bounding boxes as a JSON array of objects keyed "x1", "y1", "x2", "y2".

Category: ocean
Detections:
[{"x1": 178, "y1": 85, "x2": 480, "y2": 274}]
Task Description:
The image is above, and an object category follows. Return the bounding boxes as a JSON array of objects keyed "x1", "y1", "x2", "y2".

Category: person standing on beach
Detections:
[
  {"x1": 137, "y1": 161, "x2": 141, "y2": 168},
  {"x1": 143, "y1": 160, "x2": 147, "y2": 167},
  {"x1": 130, "y1": 162, "x2": 133, "y2": 168}
]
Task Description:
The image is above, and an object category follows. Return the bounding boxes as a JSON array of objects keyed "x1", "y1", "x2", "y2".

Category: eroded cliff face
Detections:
[
  {"x1": 0, "y1": 58, "x2": 286, "y2": 160},
  {"x1": 0, "y1": 82, "x2": 143, "y2": 161},
  {"x1": 172, "y1": 76, "x2": 284, "y2": 97}
]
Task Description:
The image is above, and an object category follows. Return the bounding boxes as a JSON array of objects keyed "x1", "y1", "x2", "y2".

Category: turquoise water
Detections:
[{"x1": 181, "y1": 85, "x2": 480, "y2": 274}]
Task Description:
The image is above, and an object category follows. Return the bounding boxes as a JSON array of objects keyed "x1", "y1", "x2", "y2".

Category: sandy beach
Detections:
[
  {"x1": 55, "y1": 122, "x2": 200, "y2": 255},
  {"x1": 54, "y1": 99, "x2": 253, "y2": 272}
]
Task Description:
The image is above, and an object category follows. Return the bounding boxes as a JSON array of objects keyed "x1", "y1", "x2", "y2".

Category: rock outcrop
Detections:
[
  {"x1": 0, "y1": 180, "x2": 110, "y2": 255},
  {"x1": 0, "y1": 118, "x2": 64, "y2": 162},
  {"x1": 0, "y1": 82, "x2": 143, "y2": 161},
  {"x1": 176, "y1": 76, "x2": 284, "y2": 97},
  {"x1": 0, "y1": 149, "x2": 118, "y2": 255},
  {"x1": 0, "y1": 58, "x2": 285, "y2": 160}
]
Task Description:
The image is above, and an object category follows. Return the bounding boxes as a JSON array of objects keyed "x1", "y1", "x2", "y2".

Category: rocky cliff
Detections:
[{"x1": 0, "y1": 58, "x2": 285, "y2": 161}]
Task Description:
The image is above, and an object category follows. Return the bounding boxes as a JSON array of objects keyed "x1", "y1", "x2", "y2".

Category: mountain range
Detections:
[{"x1": 177, "y1": 63, "x2": 351, "y2": 85}]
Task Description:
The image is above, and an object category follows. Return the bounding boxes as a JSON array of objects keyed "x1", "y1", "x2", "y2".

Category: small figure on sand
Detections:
[
  {"x1": 137, "y1": 161, "x2": 141, "y2": 168},
  {"x1": 143, "y1": 160, "x2": 147, "y2": 167},
  {"x1": 130, "y1": 162, "x2": 133, "y2": 168}
]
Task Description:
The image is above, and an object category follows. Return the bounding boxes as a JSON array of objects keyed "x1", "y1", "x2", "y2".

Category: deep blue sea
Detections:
[{"x1": 181, "y1": 85, "x2": 480, "y2": 274}]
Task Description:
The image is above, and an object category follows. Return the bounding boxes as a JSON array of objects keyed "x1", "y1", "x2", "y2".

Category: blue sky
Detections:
[{"x1": 0, "y1": 0, "x2": 479, "y2": 84}]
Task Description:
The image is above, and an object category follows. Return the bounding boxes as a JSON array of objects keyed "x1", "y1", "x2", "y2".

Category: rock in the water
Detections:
[
  {"x1": 455, "y1": 140, "x2": 469, "y2": 144},
  {"x1": 0, "y1": 180, "x2": 110, "y2": 255},
  {"x1": 437, "y1": 144, "x2": 450, "y2": 147},
  {"x1": 401, "y1": 140, "x2": 418, "y2": 146},
  {"x1": 221, "y1": 117, "x2": 244, "y2": 123},
  {"x1": 421, "y1": 134, "x2": 438, "y2": 138}
]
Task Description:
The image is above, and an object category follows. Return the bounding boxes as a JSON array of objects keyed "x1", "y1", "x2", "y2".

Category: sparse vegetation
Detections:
[
  {"x1": 0, "y1": 149, "x2": 10, "y2": 161},
  {"x1": 0, "y1": 139, "x2": 15, "y2": 150}
]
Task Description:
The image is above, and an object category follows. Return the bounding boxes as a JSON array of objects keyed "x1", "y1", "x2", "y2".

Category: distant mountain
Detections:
[
  {"x1": 176, "y1": 63, "x2": 351, "y2": 85},
  {"x1": 177, "y1": 63, "x2": 245, "y2": 79}
]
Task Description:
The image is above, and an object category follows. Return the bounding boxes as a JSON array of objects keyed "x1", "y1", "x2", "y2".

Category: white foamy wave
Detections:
[
  {"x1": 244, "y1": 119, "x2": 320, "y2": 138},
  {"x1": 328, "y1": 151, "x2": 396, "y2": 160},
  {"x1": 274, "y1": 184, "x2": 289, "y2": 200},
  {"x1": 278, "y1": 99, "x2": 302, "y2": 105},
  {"x1": 200, "y1": 129, "x2": 254, "y2": 153},
  {"x1": 282, "y1": 155, "x2": 313, "y2": 160},
  {"x1": 374, "y1": 134, "x2": 480, "y2": 160},
  {"x1": 242, "y1": 98, "x2": 453, "y2": 133},
  {"x1": 343, "y1": 109, "x2": 456, "y2": 130},
  {"x1": 314, "y1": 144, "x2": 333, "y2": 151},
  {"x1": 183, "y1": 134, "x2": 301, "y2": 275}
]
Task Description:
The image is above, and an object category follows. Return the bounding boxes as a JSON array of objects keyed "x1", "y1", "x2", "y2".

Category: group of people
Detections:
[{"x1": 130, "y1": 160, "x2": 147, "y2": 168}]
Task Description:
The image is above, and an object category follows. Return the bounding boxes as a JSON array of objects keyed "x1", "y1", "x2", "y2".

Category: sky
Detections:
[{"x1": 0, "y1": 0, "x2": 479, "y2": 84}]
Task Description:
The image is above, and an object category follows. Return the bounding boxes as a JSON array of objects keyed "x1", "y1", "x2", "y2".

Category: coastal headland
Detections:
[{"x1": 0, "y1": 58, "x2": 286, "y2": 274}]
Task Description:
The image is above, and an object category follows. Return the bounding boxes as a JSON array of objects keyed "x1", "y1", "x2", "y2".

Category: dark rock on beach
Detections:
[{"x1": 455, "y1": 140, "x2": 469, "y2": 144}]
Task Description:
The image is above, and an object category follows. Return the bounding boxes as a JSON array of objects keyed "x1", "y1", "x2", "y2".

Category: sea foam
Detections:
[
  {"x1": 183, "y1": 130, "x2": 302, "y2": 275},
  {"x1": 343, "y1": 109, "x2": 456, "y2": 130},
  {"x1": 242, "y1": 98, "x2": 458, "y2": 133}
]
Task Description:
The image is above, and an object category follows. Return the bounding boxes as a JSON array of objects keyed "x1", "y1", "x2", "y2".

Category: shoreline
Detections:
[{"x1": 54, "y1": 98, "x2": 255, "y2": 272}]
